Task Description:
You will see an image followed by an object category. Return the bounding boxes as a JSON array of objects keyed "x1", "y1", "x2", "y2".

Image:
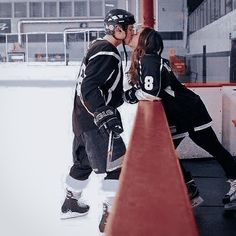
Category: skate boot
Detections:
[
  {"x1": 99, "y1": 202, "x2": 109, "y2": 233},
  {"x1": 61, "y1": 189, "x2": 90, "y2": 219},
  {"x1": 186, "y1": 179, "x2": 204, "y2": 208},
  {"x1": 223, "y1": 179, "x2": 236, "y2": 210}
]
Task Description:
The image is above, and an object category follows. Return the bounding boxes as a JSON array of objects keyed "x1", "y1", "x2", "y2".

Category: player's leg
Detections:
[
  {"x1": 99, "y1": 168, "x2": 122, "y2": 233},
  {"x1": 61, "y1": 135, "x2": 92, "y2": 219},
  {"x1": 82, "y1": 129, "x2": 126, "y2": 232}
]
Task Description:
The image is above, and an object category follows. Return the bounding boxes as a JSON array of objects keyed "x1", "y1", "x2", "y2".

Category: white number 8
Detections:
[{"x1": 144, "y1": 76, "x2": 154, "y2": 90}]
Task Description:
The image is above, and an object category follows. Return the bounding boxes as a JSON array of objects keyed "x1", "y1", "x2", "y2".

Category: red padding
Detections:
[
  {"x1": 232, "y1": 120, "x2": 236, "y2": 127},
  {"x1": 106, "y1": 101, "x2": 199, "y2": 236}
]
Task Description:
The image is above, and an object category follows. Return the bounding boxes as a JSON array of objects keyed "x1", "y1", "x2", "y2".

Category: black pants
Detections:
[
  {"x1": 174, "y1": 127, "x2": 236, "y2": 181},
  {"x1": 69, "y1": 130, "x2": 125, "y2": 181}
]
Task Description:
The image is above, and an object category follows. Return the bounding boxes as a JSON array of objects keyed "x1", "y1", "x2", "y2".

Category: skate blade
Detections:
[
  {"x1": 224, "y1": 201, "x2": 236, "y2": 211},
  {"x1": 192, "y1": 196, "x2": 204, "y2": 208},
  {"x1": 60, "y1": 211, "x2": 89, "y2": 219}
]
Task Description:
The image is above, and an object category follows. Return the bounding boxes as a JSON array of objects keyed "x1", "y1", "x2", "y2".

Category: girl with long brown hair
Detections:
[{"x1": 124, "y1": 27, "x2": 236, "y2": 210}]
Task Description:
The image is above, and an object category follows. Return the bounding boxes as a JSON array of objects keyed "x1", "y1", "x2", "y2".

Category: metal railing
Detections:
[{"x1": 0, "y1": 28, "x2": 105, "y2": 64}]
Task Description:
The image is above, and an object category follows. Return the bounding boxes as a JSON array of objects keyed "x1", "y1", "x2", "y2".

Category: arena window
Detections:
[
  {"x1": 59, "y1": 1, "x2": 72, "y2": 17},
  {"x1": 74, "y1": 1, "x2": 87, "y2": 17},
  {"x1": 90, "y1": 0, "x2": 103, "y2": 17},
  {"x1": 44, "y1": 2, "x2": 57, "y2": 18},
  {"x1": 0, "y1": 3, "x2": 12, "y2": 18},
  {"x1": 159, "y1": 31, "x2": 183, "y2": 40},
  {"x1": 14, "y1": 2, "x2": 27, "y2": 18},
  {"x1": 29, "y1": 2, "x2": 42, "y2": 18}
]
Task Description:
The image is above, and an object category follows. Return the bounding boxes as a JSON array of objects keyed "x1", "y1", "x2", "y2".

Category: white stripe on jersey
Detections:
[
  {"x1": 106, "y1": 60, "x2": 122, "y2": 105},
  {"x1": 88, "y1": 51, "x2": 121, "y2": 62},
  {"x1": 164, "y1": 86, "x2": 175, "y2": 97},
  {"x1": 79, "y1": 93, "x2": 95, "y2": 117},
  {"x1": 88, "y1": 51, "x2": 122, "y2": 106},
  {"x1": 105, "y1": 69, "x2": 115, "y2": 83},
  {"x1": 163, "y1": 61, "x2": 172, "y2": 72},
  {"x1": 135, "y1": 89, "x2": 161, "y2": 101},
  {"x1": 172, "y1": 132, "x2": 189, "y2": 140},
  {"x1": 194, "y1": 121, "x2": 212, "y2": 131},
  {"x1": 156, "y1": 58, "x2": 163, "y2": 97}
]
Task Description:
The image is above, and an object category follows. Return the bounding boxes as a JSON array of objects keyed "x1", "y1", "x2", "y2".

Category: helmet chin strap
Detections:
[
  {"x1": 111, "y1": 29, "x2": 128, "y2": 68},
  {"x1": 122, "y1": 40, "x2": 128, "y2": 68}
]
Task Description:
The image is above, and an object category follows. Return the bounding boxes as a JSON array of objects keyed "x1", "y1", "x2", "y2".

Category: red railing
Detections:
[{"x1": 106, "y1": 101, "x2": 199, "y2": 236}]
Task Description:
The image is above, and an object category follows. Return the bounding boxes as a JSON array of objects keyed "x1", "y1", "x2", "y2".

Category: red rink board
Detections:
[{"x1": 106, "y1": 101, "x2": 199, "y2": 236}]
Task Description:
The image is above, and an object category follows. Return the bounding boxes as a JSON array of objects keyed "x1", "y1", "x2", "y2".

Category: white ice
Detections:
[{"x1": 0, "y1": 63, "x2": 137, "y2": 236}]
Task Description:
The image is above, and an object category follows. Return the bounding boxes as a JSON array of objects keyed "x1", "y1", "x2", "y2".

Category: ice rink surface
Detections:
[
  {"x1": 0, "y1": 80, "x2": 137, "y2": 236},
  {"x1": 1, "y1": 63, "x2": 236, "y2": 236}
]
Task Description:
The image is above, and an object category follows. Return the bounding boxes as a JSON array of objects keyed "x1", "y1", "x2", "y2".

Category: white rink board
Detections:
[
  {"x1": 177, "y1": 86, "x2": 222, "y2": 159},
  {"x1": 222, "y1": 86, "x2": 236, "y2": 156}
]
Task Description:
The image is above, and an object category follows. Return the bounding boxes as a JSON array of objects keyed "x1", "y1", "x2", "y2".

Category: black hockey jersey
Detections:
[
  {"x1": 137, "y1": 54, "x2": 212, "y2": 138},
  {"x1": 73, "y1": 39, "x2": 124, "y2": 136}
]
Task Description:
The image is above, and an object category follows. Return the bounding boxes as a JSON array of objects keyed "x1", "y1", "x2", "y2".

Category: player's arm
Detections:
[
  {"x1": 80, "y1": 52, "x2": 120, "y2": 114},
  {"x1": 123, "y1": 86, "x2": 161, "y2": 103},
  {"x1": 162, "y1": 58, "x2": 187, "y2": 90},
  {"x1": 81, "y1": 51, "x2": 123, "y2": 137}
]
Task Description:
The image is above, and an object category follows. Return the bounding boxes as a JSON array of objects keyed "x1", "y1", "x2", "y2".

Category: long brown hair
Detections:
[{"x1": 129, "y1": 27, "x2": 164, "y2": 85}]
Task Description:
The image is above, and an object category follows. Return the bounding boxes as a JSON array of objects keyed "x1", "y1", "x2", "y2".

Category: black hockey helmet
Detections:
[{"x1": 104, "y1": 9, "x2": 135, "y2": 35}]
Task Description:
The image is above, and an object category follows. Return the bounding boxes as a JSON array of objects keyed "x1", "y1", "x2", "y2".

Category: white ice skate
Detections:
[{"x1": 223, "y1": 179, "x2": 236, "y2": 210}]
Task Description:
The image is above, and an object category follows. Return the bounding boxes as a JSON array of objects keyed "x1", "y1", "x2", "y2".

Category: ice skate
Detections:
[
  {"x1": 223, "y1": 179, "x2": 236, "y2": 210},
  {"x1": 99, "y1": 203, "x2": 109, "y2": 233},
  {"x1": 61, "y1": 189, "x2": 90, "y2": 219},
  {"x1": 186, "y1": 179, "x2": 204, "y2": 208}
]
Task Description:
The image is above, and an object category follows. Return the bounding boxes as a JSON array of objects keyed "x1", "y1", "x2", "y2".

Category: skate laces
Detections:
[
  {"x1": 227, "y1": 179, "x2": 236, "y2": 196},
  {"x1": 66, "y1": 189, "x2": 88, "y2": 206},
  {"x1": 102, "y1": 203, "x2": 109, "y2": 213},
  {"x1": 186, "y1": 179, "x2": 199, "y2": 199},
  {"x1": 187, "y1": 179, "x2": 195, "y2": 186},
  {"x1": 77, "y1": 196, "x2": 88, "y2": 207}
]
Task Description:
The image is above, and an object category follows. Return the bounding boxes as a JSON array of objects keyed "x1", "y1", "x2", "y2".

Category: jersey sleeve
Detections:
[
  {"x1": 80, "y1": 48, "x2": 120, "y2": 115},
  {"x1": 162, "y1": 58, "x2": 187, "y2": 91}
]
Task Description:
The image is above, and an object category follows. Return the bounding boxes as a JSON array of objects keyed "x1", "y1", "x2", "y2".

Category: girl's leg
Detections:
[
  {"x1": 189, "y1": 127, "x2": 236, "y2": 209},
  {"x1": 189, "y1": 127, "x2": 236, "y2": 179},
  {"x1": 173, "y1": 137, "x2": 204, "y2": 207},
  {"x1": 173, "y1": 138, "x2": 192, "y2": 182}
]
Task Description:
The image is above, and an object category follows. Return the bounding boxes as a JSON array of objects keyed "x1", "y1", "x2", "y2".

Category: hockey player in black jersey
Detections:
[
  {"x1": 60, "y1": 9, "x2": 136, "y2": 232},
  {"x1": 124, "y1": 27, "x2": 236, "y2": 210}
]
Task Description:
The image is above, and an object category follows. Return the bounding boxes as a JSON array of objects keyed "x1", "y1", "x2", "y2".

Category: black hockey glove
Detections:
[
  {"x1": 94, "y1": 106, "x2": 123, "y2": 137},
  {"x1": 123, "y1": 87, "x2": 139, "y2": 104}
]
